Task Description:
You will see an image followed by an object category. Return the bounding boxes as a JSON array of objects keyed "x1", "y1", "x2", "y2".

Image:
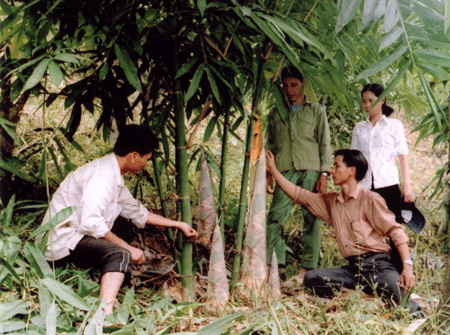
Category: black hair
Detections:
[
  {"x1": 361, "y1": 83, "x2": 394, "y2": 117},
  {"x1": 334, "y1": 149, "x2": 368, "y2": 182},
  {"x1": 281, "y1": 65, "x2": 303, "y2": 83},
  {"x1": 114, "y1": 124, "x2": 159, "y2": 157}
]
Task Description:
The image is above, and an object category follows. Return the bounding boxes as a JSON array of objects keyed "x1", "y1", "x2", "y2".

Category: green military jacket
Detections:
[{"x1": 267, "y1": 101, "x2": 332, "y2": 173}]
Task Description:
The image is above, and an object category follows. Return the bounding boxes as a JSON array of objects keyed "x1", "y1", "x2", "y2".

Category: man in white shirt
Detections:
[{"x1": 36, "y1": 125, "x2": 198, "y2": 314}]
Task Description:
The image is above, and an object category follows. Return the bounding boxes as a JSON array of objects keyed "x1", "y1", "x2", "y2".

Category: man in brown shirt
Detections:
[{"x1": 266, "y1": 148, "x2": 420, "y2": 313}]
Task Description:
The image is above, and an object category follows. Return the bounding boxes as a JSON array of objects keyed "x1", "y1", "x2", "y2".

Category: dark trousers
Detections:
[
  {"x1": 50, "y1": 217, "x2": 136, "y2": 280},
  {"x1": 303, "y1": 252, "x2": 420, "y2": 313},
  {"x1": 371, "y1": 184, "x2": 404, "y2": 273}
]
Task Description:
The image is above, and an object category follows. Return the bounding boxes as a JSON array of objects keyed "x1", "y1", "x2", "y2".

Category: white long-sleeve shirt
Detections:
[
  {"x1": 36, "y1": 153, "x2": 149, "y2": 261},
  {"x1": 351, "y1": 115, "x2": 408, "y2": 190}
]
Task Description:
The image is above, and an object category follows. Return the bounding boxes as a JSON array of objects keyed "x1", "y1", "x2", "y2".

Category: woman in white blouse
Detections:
[{"x1": 351, "y1": 83, "x2": 414, "y2": 272}]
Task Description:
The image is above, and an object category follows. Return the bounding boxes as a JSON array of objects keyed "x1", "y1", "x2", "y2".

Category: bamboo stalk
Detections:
[
  {"x1": 172, "y1": 39, "x2": 194, "y2": 302},
  {"x1": 230, "y1": 116, "x2": 255, "y2": 290},
  {"x1": 218, "y1": 105, "x2": 230, "y2": 240}
]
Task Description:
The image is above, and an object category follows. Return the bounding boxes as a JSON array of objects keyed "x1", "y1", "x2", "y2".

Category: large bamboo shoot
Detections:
[
  {"x1": 197, "y1": 154, "x2": 217, "y2": 246},
  {"x1": 239, "y1": 149, "x2": 267, "y2": 297},
  {"x1": 267, "y1": 250, "x2": 281, "y2": 300},
  {"x1": 207, "y1": 223, "x2": 229, "y2": 308}
]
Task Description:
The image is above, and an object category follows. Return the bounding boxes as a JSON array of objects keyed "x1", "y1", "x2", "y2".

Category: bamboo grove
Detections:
[{"x1": 1, "y1": 0, "x2": 450, "y2": 319}]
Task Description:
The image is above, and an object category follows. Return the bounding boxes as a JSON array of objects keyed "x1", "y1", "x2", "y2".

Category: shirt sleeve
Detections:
[
  {"x1": 292, "y1": 187, "x2": 332, "y2": 224},
  {"x1": 394, "y1": 120, "x2": 408, "y2": 156},
  {"x1": 316, "y1": 106, "x2": 333, "y2": 172},
  {"x1": 118, "y1": 187, "x2": 149, "y2": 229},
  {"x1": 350, "y1": 124, "x2": 361, "y2": 150},
  {"x1": 365, "y1": 192, "x2": 408, "y2": 247}
]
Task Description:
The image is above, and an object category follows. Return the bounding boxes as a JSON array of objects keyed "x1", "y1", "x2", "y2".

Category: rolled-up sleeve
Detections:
[
  {"x1": 118, "y1": 187, "x2": 148, "y2": 229},
  {"x1": 292, "y1": 187, "x2": 332, "y2": 224},
  {"x1": 366, "y1": 193, "x2": 408, "y2": 247}
]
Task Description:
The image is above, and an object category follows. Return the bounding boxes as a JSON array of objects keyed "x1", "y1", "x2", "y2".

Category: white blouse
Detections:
[
  {"x1": 351, "y1": 115, "x2": 408, "y2": 190},
  {"x1": 36, "y1": 153, "x2": 149, "y2": 261}
]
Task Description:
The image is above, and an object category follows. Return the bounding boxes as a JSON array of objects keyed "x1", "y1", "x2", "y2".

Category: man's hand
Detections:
[
  {"x1": 267, "y1": 173, "x2": 274, "y2": 194},
  {"x1": 177, "y1": 222, "x2": 198, "y2": 241},
  {"x1": 129, "y1": 246, "x2": 145, "y2": 265},
  {"x1": 266, "y1": 151, "x2": 277, "y2": 176},
  {"x1": 400, "y1": 264, "x2": 415, "y2": 293},
  {"x1": 316, "y1": 174, "x2": 327, "y2": 194}
]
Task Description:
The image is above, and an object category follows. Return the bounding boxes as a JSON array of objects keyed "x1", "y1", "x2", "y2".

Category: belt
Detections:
[{"x1": 346, "y1": 251, "x2": 385, "y2": 264}]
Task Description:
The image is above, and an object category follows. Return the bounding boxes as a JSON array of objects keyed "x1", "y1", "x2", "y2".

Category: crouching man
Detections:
[
  {"x1": 36, "y1": 125, "x2": 198, "y2": 314},
  {"x1": 266, "y1": 148, "x2": 420, "y2": 314}
]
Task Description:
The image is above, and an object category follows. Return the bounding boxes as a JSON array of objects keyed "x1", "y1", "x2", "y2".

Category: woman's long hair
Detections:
[{"x1": 361, "y1": 83, "x2": 394, "y2": 117}]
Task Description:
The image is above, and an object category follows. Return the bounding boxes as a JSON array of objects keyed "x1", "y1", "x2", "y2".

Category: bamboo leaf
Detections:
[
  {"x1": 196, "y1": 313, "x2": 244, "y2": 335},
  {"x1": 417, "y1": 61, "x2": 450, "y2": 81},
  {"x1": 41, "y1": 277, "x2": 90, "y2": 311},
  {"x1": 356, "y1": 45, "x2": 407, "y2": 79},
  {"x1": 205, "y1": 67, "x2": 222, "y2": 104},
  {"x1": 0, "y1": 257, "x2": 22, "y2": 285},
  {"x1": 0, "y1": 117, "x2": 21, "y2": 144},
  {"x1": 414, "y1": 49, "x2": 450, "y2": 67},
  {"x1": 374, "y1": 0, "x2": 387, "y2": 21},
  {"x1": 45, "y1": 299, "x2": 57, "y2": 335},
  {"x1": 379, "y1": 26, "x2": 404, "y2": 51},
  {"x1": 53, "y1": 53, "x2": 80, "y2": 64},
  {"x1": 384, "y1": 0, "x2": 400, "y2": 32},
  {"x1": 23, "y1": 242, "x2": 53, "y2": 279},
  {"x1": 335, "y1": 0, "x2": 364, "y2": 34},
  {"x1": 403, "y1": 1, "x2": 447, "y2": 21},
  {"x1": 361, "y1": 0, "x2": 376, "y2": 29},
  {"x1": 270, "y1": 82, "x2": 289, "y2": 122},
  {"x1": 418, "y1": 72, "x2": 444, "y2": 131},
  {"x1": 0, "y1": 157, "x2": 36, "y2": 182},
  {"x1": 185, "y1": 63, "x2": 205, "y2": 104},
  {"x1": 204, "y1": 116, "x2": 216, "y2": 142},
  {"x1": 48, "y1": 60, "x2": 63, "y2": 88},
  {"x1": 114, "y1": 43, "x2": 143, "y2": 93},
  {"x1": 4, "y1": 54, "x2": 46, "y2": 79},
  {"x1": 23, "y1": 58, "x2": 50, "y2": 91},
  {"x1": 175, "y1": 56, "x2": 199, "y2": 80},
  {"x1": 2, "y1": 194, "x2": 15, "y2": 228},
  {"x1": 30, "y1": 206, "x2": 77, "y2": 239},
  {"x1": 198, "y1": 0, "x2": 207, "y2": 16}
]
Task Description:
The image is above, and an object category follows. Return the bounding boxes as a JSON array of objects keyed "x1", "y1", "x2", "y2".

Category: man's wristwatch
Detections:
[{"x1": 403, "y1": 259, "x2": 413, "y2": 267}]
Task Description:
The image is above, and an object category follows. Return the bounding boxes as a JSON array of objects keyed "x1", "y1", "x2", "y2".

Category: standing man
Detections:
[
  {"x1": 36, "y1": 125, "x2": 197, "y2": 314},
  {"x1": 266, "y1": 65, "x2": 333, "y2": 281}
]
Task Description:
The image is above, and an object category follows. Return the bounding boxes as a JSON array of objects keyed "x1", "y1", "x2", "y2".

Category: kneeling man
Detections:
[
  {"x1": 36, "y1": 125, "x2": 197, "y2": 314},
  {"x1": 266, "y1": 148, "x2": 420, "y2": 313}
]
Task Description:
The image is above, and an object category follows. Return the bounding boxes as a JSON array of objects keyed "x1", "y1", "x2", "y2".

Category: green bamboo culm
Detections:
[
  {"x1": 230, "y1": 115, "x2": 255, "y2": 290},
  {"x1": 152, "y1": 153, "x2": 182, "y2": 273},
  {"x1": 230, "y1": 47, "x2": 270, "y2": 290},
  {"x1": 172, "y1": 51, "x2": 194, "y2": 303},
  {"x1": 218, "y1": 103, "x2": 230, "y2": 241}
]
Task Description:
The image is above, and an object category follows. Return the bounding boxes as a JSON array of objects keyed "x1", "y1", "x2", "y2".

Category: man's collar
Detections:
[{"x1": 336, "y1": 183, "x2": 362, "y2": 203}]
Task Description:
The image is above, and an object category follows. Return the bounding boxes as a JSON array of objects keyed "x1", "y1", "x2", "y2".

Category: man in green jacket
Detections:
[{"x1": 266, "y1": 65, "x2": 332, "y2": 281}]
